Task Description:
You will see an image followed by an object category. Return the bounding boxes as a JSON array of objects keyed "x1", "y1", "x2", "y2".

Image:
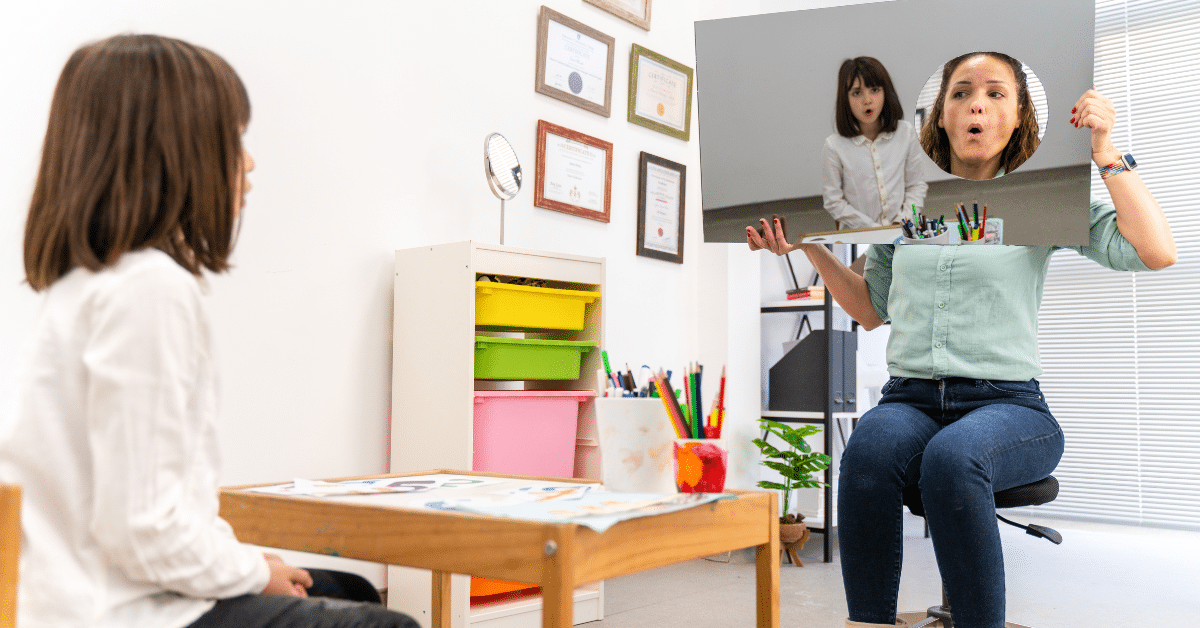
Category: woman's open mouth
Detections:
[{"x1": 967, "y1": 123, "x2": 984, "y2": 136}]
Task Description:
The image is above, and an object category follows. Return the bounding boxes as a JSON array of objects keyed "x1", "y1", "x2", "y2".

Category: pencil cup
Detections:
[
  {"x1": 901, "y1": 231, "x2": 950, "y2": 245},
  {"x1": 959, "y1": 234, "x2": 997, "y2": 245},
  {"x1": 672, "y1": 440, "x2": 727, "y2": 493}
]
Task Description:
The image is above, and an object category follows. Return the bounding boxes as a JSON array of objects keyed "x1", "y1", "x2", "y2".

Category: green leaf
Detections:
[
  {"x1": 758, "y1": 419, "x2": 790, "y2": 432},
  {"x1": 752, "y1": 438, "x2": 782, "y2": 457},
  {"x1": 757, "y1": 481, "x2": 787, "y2": 491},
  {"x1": 761, "y1": 461, "x2": 795, "y2": 476},
  {"x1": 778, "y1": 450, "x2": 803, "y2": 462}
]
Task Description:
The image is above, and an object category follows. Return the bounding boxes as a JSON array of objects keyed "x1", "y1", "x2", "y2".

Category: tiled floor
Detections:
[{"x1": 589, "y1": 513, "x2": 1200, "y2": 627}]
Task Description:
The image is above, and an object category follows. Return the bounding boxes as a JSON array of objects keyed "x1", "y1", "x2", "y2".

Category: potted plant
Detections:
[{"x1": 753, "y1": 418, "x2": 831, "y2": 564}]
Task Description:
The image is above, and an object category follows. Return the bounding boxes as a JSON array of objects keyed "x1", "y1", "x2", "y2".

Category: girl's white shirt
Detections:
[
  {"x1": 821, "y1": 119, "x2": 929, "y2": 229},
  {"x1": 0, "y1": 249, "x2": 269, "y2": 628}
]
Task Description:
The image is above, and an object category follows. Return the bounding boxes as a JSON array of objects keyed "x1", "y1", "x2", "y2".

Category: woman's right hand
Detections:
[{"x1": 746, "y1": 216, "x2": 805, "y2": 256}]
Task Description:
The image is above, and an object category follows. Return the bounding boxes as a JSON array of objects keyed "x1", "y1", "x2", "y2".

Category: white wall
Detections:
[
  {"x1": 0, "y1": 0, "x2": 878, "y2": 587},
  {"x1": 0, "y1": 0, "x2": 713, "y2": 484}
]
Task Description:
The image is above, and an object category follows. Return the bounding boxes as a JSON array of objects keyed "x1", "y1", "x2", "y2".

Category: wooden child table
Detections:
[{"x1": 220, "y1": 470, "x2": 779, "y2": 628}]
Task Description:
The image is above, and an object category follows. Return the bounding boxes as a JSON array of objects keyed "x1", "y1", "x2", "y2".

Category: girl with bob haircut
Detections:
[
  {"x1": 822, "y1": 56, "x2": 927, "y2": 229},
  {"x1": 919, "y1": 51, "x2": 1041, "y2": 180},
  {"x1": 749, "y1": 82, "x2": 1175, "y2": 627},
  {"x1": 1, "y1": 34, "x2": 419, "y2": 628}
]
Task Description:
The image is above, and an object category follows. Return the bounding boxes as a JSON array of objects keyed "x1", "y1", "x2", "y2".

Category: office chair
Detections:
[
  {"x1": 1, "y1": 484, "x2": 21, "y2": 628},
  {"x1": 901, "y1": 476, "x2": 1061, "y2": 628}
]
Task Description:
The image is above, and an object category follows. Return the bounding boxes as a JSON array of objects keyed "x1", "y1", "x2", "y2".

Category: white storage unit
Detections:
[{"x1": 388, "y1": 241, "x2": 605, "y2": 628}]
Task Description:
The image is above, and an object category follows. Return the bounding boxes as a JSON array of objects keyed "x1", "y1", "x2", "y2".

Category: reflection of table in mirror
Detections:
[
  {"x1": 801, "y1": 225, "x2": 902, "y2": 244},
  {"x1": 220, "y1": 470, "x2": 780, "y2": 628}
]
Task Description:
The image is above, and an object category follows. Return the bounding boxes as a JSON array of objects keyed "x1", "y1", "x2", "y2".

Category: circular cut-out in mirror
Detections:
[
  {"x1": 484, "y1": 133, "x2": 522, "y2": 200},
  {"x1": 913, "y1": 52, "x2": 1046, "y2": 180}
]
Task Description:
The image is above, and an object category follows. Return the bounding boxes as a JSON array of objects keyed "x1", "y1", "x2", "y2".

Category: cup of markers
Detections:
[
  {"x1": 954, "y1": 200, "x2": 995, "y2": 244},
  {"x1": 900, "y1": 203, "x2": 950, "y2": 245}
]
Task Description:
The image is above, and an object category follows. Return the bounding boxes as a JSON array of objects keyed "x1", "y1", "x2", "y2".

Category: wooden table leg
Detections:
[
  {"x1": 431, "y1": 570, "x2": 452, "y2": 628},
  {"x1": 756, "y1": 499, "x2": 780, "y2": 628},
  {"x1": 541, "y1": 528, "x2": 575, "y2": 628}
]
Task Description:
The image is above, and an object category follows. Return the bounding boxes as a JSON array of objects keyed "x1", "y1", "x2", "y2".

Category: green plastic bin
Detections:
[{"x1": 473, "y1": 337, "x2": 597, "y2": 380}]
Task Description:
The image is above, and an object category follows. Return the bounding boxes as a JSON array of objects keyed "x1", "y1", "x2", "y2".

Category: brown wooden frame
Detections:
[
  {"x1": 636, "y1": 151, "x2": 686, "y2": 263},
  {"x1": 583, "y1": 0, "x2": 652, "y2": 30},
  {"x1": 535, "y1": 119, "x2": 613, "y2": 223},
  {"x1": 220, "y1": 469, "x2": 779, "y2": 628},
  {"x1": 535, "y1": 6, "x2": 616, "y2": 117}
]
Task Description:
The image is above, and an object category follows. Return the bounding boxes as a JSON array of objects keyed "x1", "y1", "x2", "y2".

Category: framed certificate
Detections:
[
  {"x1": 535, "y1": 120, "x2": 613, "y2": 223},
  {"x1": 636, "y1": 152, "x2": 685, "y2": 263},
  {"x1": 583, "y1": 0, "x2": 652, "y2": 30},
  {"x1": 535, "y1": 6, "x2": 616, "y2": 117},
  {"x1": 627, "y1": 44, "x2": 693, "y2": 141}
]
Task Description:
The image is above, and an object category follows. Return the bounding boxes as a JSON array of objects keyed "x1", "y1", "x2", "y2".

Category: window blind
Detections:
[{"x1": 1032, "y1": 0, "x2": 1200, "y2": 529}]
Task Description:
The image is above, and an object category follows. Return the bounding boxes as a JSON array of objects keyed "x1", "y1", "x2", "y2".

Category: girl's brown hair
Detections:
[
  {"x1": 918, "y1": 51, "x2": 1040, "y2": 177},
  {"x1": 834, "y1": 57, "x2": 904, "y2": 138},
  {"x1": 23, "y1": 34, "x2": 250, "y2": 291}
]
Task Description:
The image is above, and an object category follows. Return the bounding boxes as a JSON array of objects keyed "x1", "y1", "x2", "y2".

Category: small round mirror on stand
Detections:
[{"x1": 484, "y1": 133, "x2": 522, "y2": 245}]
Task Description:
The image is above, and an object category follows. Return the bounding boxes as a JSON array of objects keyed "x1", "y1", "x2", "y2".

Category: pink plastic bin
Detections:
[{"x1": 472, "y1": 391, "x2": 595, "y2": 478}]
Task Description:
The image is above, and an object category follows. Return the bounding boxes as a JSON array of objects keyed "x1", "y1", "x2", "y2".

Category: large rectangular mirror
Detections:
[{"x1": 697, "y1": 0, "x2": 1094, "y2": 245}]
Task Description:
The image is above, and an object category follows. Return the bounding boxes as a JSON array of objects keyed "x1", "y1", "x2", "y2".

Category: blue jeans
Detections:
[{"x1": 838, "y1": 377, "x2": 1064, "y2": 628}]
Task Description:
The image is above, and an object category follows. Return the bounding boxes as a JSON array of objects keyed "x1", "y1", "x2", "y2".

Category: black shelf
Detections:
[{"x1": 759, "y1": 245, "x2": 858, "y2": 563}]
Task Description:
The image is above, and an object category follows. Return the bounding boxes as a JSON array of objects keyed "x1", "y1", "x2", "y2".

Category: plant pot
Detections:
[{"x1": 779, "y1": 522, "x2": 810, "y2": 566}]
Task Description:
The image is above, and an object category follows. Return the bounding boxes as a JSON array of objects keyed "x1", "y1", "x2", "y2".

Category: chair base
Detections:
[{"x1": 897, "y1": 611, "x2": 1032, "y2": 628}]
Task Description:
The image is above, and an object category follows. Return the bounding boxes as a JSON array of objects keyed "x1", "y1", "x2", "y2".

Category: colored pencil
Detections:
[
  {"x1": 655, "y1": 372, "x2": 689, "y2": 438},
  {"x1": 686, "y1": 365, "x2": 696, "y2": 425},
  {"x1": 716, "y1": 365, "x2": 727, "y2": 425}
]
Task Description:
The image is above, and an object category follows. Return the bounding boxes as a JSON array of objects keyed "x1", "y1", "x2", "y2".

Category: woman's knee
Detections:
[
  {"x1": 843, "y1": 408, "x2": 934, "y2": 471},
  {"x1": 918, "y1": 439, "x2": 987, "y2": 499}
]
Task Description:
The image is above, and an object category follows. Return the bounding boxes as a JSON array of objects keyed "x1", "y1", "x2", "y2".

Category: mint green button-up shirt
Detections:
[{"x1": 864, "y1": 201, "x2": 1150, "y2": 380}]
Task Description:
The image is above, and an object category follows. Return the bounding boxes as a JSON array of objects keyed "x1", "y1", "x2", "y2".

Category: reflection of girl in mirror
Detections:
[
  {"x1": 822, "y1": 57, "x2": 928, "y2": 229},
  {"x1": 749, "y1": 87, "x2": 1176, "y2": 628},
  {"x1": 920, "y1": 51, "x2": 1040, "y2": 180}
]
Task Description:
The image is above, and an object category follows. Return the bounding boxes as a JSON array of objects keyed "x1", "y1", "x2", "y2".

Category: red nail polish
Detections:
[
  {"x1": 1070, "y1": 117, "x2": 1075, "y2": 123},
  {"x1": 1072, "y1": 107, "x2": 1077, "y2": 113}
]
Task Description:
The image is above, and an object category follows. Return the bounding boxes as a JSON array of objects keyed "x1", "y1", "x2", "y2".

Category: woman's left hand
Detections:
[{"x1": 1071, "y1": 89, "x2": 1121, "y2": 164}]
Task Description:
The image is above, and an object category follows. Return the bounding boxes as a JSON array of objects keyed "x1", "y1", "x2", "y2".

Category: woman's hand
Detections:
[
  {"x1": 746, "y1": 215, "x2": 805, "y2": 256},
  {"x1": 1072, "y1": 89, "x2": 1122, "y2": 165},
  {"x1": 262, "y1": 553, "x2": 313, "y2": 597},
  {"x1": 744, "y1": 214, "x2": 884, "y2": 329}
]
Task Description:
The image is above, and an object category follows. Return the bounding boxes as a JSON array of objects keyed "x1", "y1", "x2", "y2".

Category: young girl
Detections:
[
  {"x1": 0, "y1": 35, "x2": 418, "y2": 628},
  {"x1": 750, "y1": 87, "x2": 1175, "y2": 628},
  {"x1": 822, "y1": 57, "x2": 928, "y2": 229},
  {"x1": 919, "y1": 51, "x2": 1041, "y2": 180}
]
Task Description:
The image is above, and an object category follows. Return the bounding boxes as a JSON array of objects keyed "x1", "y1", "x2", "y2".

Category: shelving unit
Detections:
[
  {"x1": 389, "y1": 241, "x2": 605, "y2": 628},
  {"x1": 759, "y1": 245, "x2": 860, "y2": 563},
  {"x1": 760, "y1": 298, "x2": 840, "y2": 563}
]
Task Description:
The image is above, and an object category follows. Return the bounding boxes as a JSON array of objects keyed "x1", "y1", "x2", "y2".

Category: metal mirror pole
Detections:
[{"x1": 484, "y1": 132, "x2": 522, "y2": 247}]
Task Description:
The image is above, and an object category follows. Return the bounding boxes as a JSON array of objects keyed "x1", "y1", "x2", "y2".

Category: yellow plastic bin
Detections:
[
  {"x1": 475, "y1": 282, "x2": 600, "y2": 331},
  {"x1": 474, "y1": 337, "x2": 596, "y2": 380}
]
